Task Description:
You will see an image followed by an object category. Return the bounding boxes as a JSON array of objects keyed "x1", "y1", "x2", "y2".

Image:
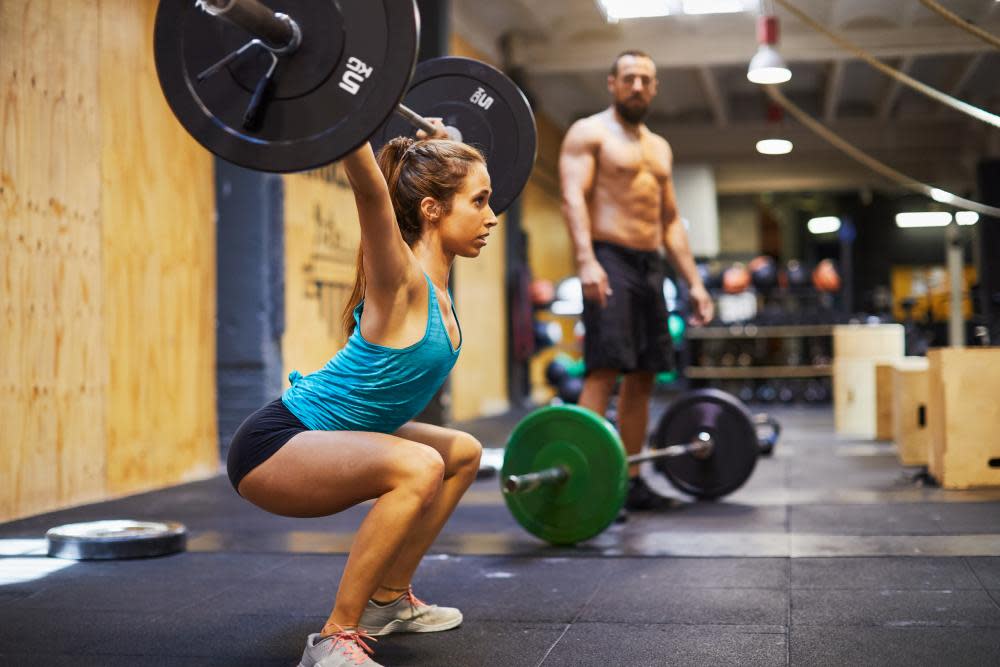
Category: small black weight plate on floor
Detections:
[
  {"x1": 650, "y1": 389, "x2": 758, "y2": 500},
  {"x1": 755, "y1": 413, "x2": 781, "y2": 456},
  {"x1": 154, "y1": 0, "x2": 419, "y2": 172},
  {"x1": 371, "y1": 56, "x2": 537, "y2": 215},
  {"x1": 46, "y1": 520, "x2": 187, "y2": 560},
  {"x1": 502, "y1": 406, "x2": 627, "y2": 545}
]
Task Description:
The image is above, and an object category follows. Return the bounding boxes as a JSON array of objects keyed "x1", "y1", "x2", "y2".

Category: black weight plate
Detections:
[
  {"x1": 154, "y1": 0, "x2": 419, "y2": 173},
  {"x1": 650, "y1": 389, "x2": 758, "y2": 500},
  {"x1": 46, "y1": 520, "x2": 187, "y2": 560},
  {"x1": 218, "y1": 0, "x2": 346, "y2": 101},
  {"x1": 371, "y1": 57, "x2": 537, "y2": 215}
]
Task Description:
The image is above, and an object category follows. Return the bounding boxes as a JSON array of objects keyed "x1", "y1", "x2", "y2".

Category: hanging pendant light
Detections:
[
  {"x1": 748, "y1": 15, "x2": 791, "y2": 84},
  {"x1": 756, "y1": 103, "x2": 793, "y2": 155}
]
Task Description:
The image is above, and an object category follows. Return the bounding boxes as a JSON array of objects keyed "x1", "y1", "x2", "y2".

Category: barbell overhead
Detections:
[
  {"x1": 154, "y1": 3, "x2": 537, "y2": 214},
  {"x1": 154, "y1": 0, "x2": 420, "y2": 173}
]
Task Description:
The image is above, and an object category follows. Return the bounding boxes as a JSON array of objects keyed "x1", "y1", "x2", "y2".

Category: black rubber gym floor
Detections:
[{"x1": 2, "y1": 404, "x2": 1000, "y2": 666}]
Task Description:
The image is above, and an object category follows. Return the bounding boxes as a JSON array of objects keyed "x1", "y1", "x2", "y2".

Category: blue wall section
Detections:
[{"x1": 215, "y1": 160, "x2": 286, "y2": 457}]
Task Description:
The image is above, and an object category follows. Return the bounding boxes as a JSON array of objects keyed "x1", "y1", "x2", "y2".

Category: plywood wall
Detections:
[
  {"x1": 100, "y1": 0, "x2": 217, "y2": 496},
  {"x1": 0, "y1": 0, "x2": 217, "y2": 521},
  {"x1": 448, "y1": 35, "x2": 510, "y2": 420},
  {"x1": 1, "y1": 1, "x2": 107, "y2": 519},
  {"x1": 282, "y1": 166, "x2": 360, "y2": 380}
]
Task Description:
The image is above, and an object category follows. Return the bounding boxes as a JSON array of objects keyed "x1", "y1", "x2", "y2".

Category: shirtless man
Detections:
[{"x1": 559, "y1": 50, "x2": 714, "y2": 510}]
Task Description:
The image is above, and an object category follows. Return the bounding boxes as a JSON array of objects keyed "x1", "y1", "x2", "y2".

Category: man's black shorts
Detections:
[{"x1": 581, "y1": 240, "x2": 675, "y2": 375}]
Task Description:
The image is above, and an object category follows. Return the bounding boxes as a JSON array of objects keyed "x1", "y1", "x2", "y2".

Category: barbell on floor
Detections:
[
  {"x1": 501, "y1": 389, "x2": 764, "y2": 545},
  {"x1": 153, "y1": 0, "x2": 537, "y2": 213},
  {"x1": 504, "y1": 431, "x2": 715, "y2": 494}
]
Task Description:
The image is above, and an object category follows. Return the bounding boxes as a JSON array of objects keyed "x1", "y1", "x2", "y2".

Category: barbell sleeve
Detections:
[
  {"x1": 394, "y1": 104, "x2": 465, "y2": 142},
  {"x1": 197, "y1": 0, "x2": 300, "y2": 52},
  {"x1": 395, "y1": 104, "x2": 440, "y2": 136},
  {"x1": 503, "y1": 466, "x2": 569, "y2": 494},
  {"x1": 626, "y1": 432, "x2": 714, "y2": 465}
]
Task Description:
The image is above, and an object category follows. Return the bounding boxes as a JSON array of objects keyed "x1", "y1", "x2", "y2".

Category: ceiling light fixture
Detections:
[
  {"x1": 747, "y1": 15, "x2": 791, "y2": 84},
  {"x1": 681, "y1": 0, "x2": 745, "y2": 15},
  {"x1": 756, "y1": 139, "x2": 793, "y2": 154},
  {"x1": 756, "y1": 104, "x2": 793, "y2": 155},
  {"x1": 807, "y1": 216, "x2": 841, "y2": 234},
  {"x1": 596, "y1": 0, "x2": 671, "y2": 22},
  {"x1": 895, "y1": 212, "x2": 953, "y2": 228},
  {"x1": 956, "y1": 211, "x2": 979, "y2": 225}
]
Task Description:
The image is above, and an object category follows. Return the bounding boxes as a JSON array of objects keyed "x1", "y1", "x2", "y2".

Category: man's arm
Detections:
[
  {"x1": 559, "y1": 120, "x2": 611, "y2": 306},
  {"x1": 660, "y1": 143, "x2": 714, "y2": 325}
]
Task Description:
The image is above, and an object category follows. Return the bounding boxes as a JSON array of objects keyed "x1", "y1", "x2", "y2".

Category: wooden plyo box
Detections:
[
  {"x1": 892, "y1": 358, "x2": 931, "y2": 467},
  {"x1": 833, "y1": 325, "x2": 905, "y2": 438},
  {"x1": 875, "y1": 363, "x2": 896, "y2": 440},
  {"x1": 927, "y1": 348, "x2": 1000, "y2": 489},
  {"x1": 834, "y1": 323, "x2": 906, "y2": 359}
]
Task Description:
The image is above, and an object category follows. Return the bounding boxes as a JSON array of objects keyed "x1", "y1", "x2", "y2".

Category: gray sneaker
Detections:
[
  {"x1": 358, "y1": 587, "x2": 463, "y2": 637},
  {"x1": 298, "y1": 630, "x2": 382, "y2": 667}
]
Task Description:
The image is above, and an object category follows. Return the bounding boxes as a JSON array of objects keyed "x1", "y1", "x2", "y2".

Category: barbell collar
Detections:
[
  {"x1": 197, "y1": 0, "x2": 301, "y2": 53},
  {"x1": 503, "y1": 466, "x2": 569, "y2": 494}
]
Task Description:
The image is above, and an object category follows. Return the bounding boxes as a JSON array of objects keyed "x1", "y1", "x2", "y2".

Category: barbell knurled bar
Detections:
[{"x1": 502, "y1": 432, "x2": 715, "y2": 494}]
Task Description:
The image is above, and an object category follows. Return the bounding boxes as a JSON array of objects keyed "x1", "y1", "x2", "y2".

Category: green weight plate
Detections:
[
  {"x1": 501, "y1": 405, "x2": 626, "y2": 545},
  {"x1": 650, "y1": 389, "x2": 759, "y2": 500}
]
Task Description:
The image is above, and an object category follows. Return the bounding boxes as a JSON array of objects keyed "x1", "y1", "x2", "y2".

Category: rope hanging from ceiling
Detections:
[
  {"x1": 771, "y1": 0, "x2": 1000, "y2": 129},
  {"x1": 763, "y1": 84, "x2": 1000, "y2": 218},
  {"x1": 918, "y1": 0, "x2": 1000, "y2": 50}
]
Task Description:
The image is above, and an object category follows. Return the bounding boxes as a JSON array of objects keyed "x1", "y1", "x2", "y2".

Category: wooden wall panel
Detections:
[
  {"x1": 1, "y1": 0, "x2": 217, "y2": 521},
  {"x1": 451, "y1": 221, "x2": 509, "y2": 420},
  {"x1": 1, "y1": 1, "x2": 107, "y2": 520},
  {"x1": 446, "y1": 34, "x2": 509, "y2": 420},
  {"x1": 100, "y1": 0, "x2": 217, "y2": 495},
  {"x1": 522, "y1": 180, "x2": 572, "y2": 283},
  {"x1": 282, "y1": 167, "x2": 360, "y2": 381}
]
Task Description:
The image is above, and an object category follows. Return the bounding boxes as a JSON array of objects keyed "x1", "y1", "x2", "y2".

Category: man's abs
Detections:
[
  {"x1": 589, "y1": 200, "x2": 663, "y2": 252},
  {"x1": 589, "y1": 140, "x2": 666, "y2": 251}
]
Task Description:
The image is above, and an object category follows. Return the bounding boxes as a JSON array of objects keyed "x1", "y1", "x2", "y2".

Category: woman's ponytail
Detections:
[{"x1": 341, "y1": 137, "x2": 485, "y2": 337}]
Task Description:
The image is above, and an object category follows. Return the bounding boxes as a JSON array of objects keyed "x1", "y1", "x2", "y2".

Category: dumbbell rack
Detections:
[{"x1": 684, "y1": 324, "x2": 835, "y2": 402}]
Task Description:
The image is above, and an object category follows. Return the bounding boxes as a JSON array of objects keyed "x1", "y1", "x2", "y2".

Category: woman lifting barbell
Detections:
[{"x1": 226, "y1": 124, "x2": 495, "y2": 667}]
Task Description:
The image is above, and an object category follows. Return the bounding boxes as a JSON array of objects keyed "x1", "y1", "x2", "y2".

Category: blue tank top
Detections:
[{"x1": 281, "y1": 274, "x2": 461, "y2": 433}]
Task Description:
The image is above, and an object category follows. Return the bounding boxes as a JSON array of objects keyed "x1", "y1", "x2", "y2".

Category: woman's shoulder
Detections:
[{"x1": 364, "y1": 263, "x2": 429, "y2": 313}]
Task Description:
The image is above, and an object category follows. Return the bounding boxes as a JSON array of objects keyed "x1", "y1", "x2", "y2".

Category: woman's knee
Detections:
[
  {"x1": 393, "y1": 443, "x2": 445, "y2": 504},
  {"x1": 451, "y1": 432, "x2": 483, "y2": 475}
]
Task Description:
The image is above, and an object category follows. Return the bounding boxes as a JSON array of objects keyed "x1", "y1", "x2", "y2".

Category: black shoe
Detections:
[{"x1": 624, "y1": 476, "x2": 674, "y2": 511}]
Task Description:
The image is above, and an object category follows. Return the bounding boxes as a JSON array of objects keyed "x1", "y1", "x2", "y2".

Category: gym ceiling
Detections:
[{"x1": 453, "y1": 0, "x2": 1000, "y2": 195}]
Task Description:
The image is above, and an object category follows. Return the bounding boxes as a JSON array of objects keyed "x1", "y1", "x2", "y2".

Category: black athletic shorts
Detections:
[
  {"x1": 581, "y1": 240, "x2": 675, "y2": 375},
  {"x1": 226, "y1": 398, "x2": 308, "y2": 492}
]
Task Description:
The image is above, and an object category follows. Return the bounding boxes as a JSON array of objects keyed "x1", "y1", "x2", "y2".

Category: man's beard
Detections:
[{"x1": 615, "y1": 99, "x2": 649, "y2": 125}]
